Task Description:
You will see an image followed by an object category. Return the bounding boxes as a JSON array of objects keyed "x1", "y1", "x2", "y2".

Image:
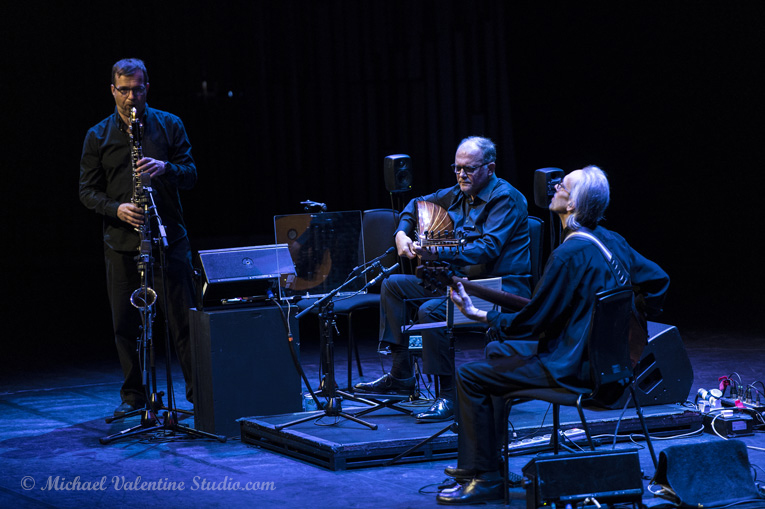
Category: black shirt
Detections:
[
  {"x1": 79, "y1": 106, "x2": 197, "y2": 251},
  {"x1": 487, "y1": 226, "x2": 670, "y2": 391}
]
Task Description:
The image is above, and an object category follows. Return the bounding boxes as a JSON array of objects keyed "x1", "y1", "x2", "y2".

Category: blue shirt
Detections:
[{"x1": 396, "y1": 174, "x2": 533, "y2": 298}]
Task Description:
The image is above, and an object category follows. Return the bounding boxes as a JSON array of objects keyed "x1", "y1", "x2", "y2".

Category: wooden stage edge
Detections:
[{"x1": 239, "y1": 400, "x2": 702, "y2": 471}]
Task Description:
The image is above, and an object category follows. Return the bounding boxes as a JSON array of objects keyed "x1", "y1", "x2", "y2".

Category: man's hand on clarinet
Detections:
[
  {"x1": 117, "y1": 203, "x2": 145, "y2": 228},
  {"x1": 136, "y1": 157, "x2": 167, "y2": 179}
]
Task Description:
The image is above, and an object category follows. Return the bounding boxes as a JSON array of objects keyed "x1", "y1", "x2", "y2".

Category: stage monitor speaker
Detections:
[
  {"x1": 533, "y1": 167, "x2": 564, "y2": 208},
  {"x1": 384, "y1": 154, "x2": 412, "y2": 193},
  {"x1": 608, "y1": 321, "x2": 694, "y2": 409},
  {"x1": 523, "y1": 449, "x2": 643, "y2": 509},
  {"x1": 651, "y1": 440, "x2": 763, "y2": 507},
  {"x1": 190, "y1": 305, "x2": 302, "y2": 437}
]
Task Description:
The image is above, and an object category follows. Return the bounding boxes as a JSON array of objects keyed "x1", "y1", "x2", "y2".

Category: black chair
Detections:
[
  {"x1": 322, "y1": 208, "x2": 399, "y2": 389},
  {"x1": 527, "y1": 216, "x2": 544, "y2": 288},
  {"x1": 501, "y1": 286, "x2": 658, "y2": 502}
]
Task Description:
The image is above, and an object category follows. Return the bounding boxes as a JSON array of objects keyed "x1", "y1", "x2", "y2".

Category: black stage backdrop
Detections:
[{"x1": 3, "y1": 2, "x2": 762, "y2": 369}]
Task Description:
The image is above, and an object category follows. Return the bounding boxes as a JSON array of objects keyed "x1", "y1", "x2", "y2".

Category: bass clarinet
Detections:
[{"x1": 128, "y1": 106, "x2": 157, "y2": 310}]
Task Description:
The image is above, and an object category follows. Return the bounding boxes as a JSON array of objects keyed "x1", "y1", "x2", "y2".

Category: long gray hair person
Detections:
[{"x1": 566, "y1": 165, "x2": 610, "y2": 231}]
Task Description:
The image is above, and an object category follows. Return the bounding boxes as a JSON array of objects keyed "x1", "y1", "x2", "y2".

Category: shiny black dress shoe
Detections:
[
  {"x1": 415, "y1": 397, "x2": 454, "y2": 423},
  {"x1": 444, "y1": 466, "x2": 477, "y2": 481},
  {"x1": 436, "y1": 475, "x2": 504, "y2": 505},
  {"x1": 353, "y1": 373, "x2": 415, "y2": 396},
  {"x1": 444, "y1": 457, "x2": 508, "y2": 482}
]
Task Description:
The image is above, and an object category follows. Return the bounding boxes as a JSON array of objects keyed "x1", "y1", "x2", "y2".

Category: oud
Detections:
[{"x1": 415, "y1": 201, "x2": 467, "y2": 254}]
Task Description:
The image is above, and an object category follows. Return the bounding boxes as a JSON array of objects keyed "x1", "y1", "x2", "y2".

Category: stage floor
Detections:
[{"x1": 1, "y1": 325, "x2": 763, "y2": 508}]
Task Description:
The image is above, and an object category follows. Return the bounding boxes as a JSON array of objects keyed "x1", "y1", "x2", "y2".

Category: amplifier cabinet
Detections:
[
  {"x1": 190, "y1": 305, "x2": 302, "y2": 437},
  {"x1": 523, "y1": 449, "x2": 643, "y2": 509}
]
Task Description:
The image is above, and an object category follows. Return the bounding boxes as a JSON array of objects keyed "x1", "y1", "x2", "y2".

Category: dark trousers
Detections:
[
  {"x1": 379, "y1": 274, "x2": 454, "y2": 376},
  {"x1": 456, "y1": 342, "x2": 553, "y2": 472},
  {"x1": 105, "y1": 237, "x2": 196, "y2": 406}
]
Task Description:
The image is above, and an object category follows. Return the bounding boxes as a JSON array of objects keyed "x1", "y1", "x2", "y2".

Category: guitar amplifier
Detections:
[{"x1": 197, "y1": 244, "x2": 297, "y2": 309}]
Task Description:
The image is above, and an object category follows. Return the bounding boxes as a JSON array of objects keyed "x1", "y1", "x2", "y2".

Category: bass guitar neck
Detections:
[{"x1": 416, "y1": 264, "x2": 529, "y2": 312}]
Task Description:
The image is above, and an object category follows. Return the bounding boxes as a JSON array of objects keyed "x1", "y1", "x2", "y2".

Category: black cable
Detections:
[
  {"x1": 271, "y1": 298, "x2": 322, "y2": 410},
  {"x1": 611, "y1": 389, "x2": 633, "y2": 449}
]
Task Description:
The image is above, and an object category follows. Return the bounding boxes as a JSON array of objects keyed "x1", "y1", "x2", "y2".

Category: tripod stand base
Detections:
[
  {"x1": 275, "y1": 392, "x2": 378, "y2": 431},
  {"x1": 101, "y1": 410, "x2": 226, "y2": 445}
]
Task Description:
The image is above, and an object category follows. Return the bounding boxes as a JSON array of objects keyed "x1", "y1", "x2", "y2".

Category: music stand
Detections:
[
  {"x1": 385, "y1": 277, "x2": 502, "y2": 465},
  {"x1": 274, "y1": 260, "x2": 400, "y2": 431}
]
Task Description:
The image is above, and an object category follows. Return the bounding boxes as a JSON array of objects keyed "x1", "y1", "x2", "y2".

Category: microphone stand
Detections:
[
  {"x1": 275, "y1": 261, "x2": 400, "y2": 431},
  {"x1": 101, "y1": 188, "x2": 225, "y2": 444}
]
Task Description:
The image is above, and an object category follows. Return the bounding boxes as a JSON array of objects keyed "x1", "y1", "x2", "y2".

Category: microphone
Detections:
[
  {"x1": 367, "y1": 246, "x2": 395, "y2": 266},
  {"x1": 301, "y1": 200, "x2": 327, "y2": 212},
  {"x1": 351, "y1": 247, "x2": 396, "y2": 276},
  {"x1": 368, "y1": 262, "x2": 400, "y2": 287}
]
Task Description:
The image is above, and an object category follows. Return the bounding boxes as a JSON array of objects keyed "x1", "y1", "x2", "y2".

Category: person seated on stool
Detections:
[
  {"x1": 436, "y1": 165, "x2": 669, "y2": 504},
  {"x1": 354, "y1": 136, "x2": 533, "y2": 423}
]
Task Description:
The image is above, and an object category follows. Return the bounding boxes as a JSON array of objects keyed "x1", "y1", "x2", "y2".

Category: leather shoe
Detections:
[
  {"x1": 436, "y1": 475, "x2": 504, "y2": 505},
  {"x1": 354, "y1": 373, "x2": 415, "y2": 396},
  {"x1": 113, "y1": 401, "x2": 143, "y2": 417},
  {"x1": 415, "y1": 397, "x2": 454, "y2": 423},
  {"x1": 444, "y1": 466, "x2": 477, "y2": 481}
]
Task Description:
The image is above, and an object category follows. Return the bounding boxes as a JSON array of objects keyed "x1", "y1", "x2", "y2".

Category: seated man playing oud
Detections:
[
  {"x1": 354, "y1": 136, "x2": 532, "y2": 423},
  {"x1": 437, "y1": 165, "x2": 669, "y2": 505}
]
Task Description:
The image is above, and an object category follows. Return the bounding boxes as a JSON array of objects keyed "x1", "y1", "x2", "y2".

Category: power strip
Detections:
[
  {"x1": 506, "y1": 434, "x2": 552, "y2": 455},
  {"x1": 720, "y1": 397, "x2": 765, "y2": 413},
  {"x1": 562, "y1": 428, "x2": 588, "y2": 442},
  {"x1": 506, "y1": 429, "x2": 590, "y2": 456}
]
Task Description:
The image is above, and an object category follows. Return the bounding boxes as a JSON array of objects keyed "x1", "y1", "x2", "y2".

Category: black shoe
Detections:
[
  {"x1": 354, "y1": 373, "x2": 415, "y2": 396},
  {"x1": 444, "y1": 466, "x2": 477, "y2": 481},
  {"x1": 436, "y1": 475, "x2": 504, "y2": 505},
  {"x1": 444, "y1": 458, "x2": 508, "y2": 482},
  {"x1": 113, "y1": 401, "x2": 143, "y2": 417},
  {"x1": 415, "y1": 397, "x2": 454, "y2": 423},
  {"x1": 437, "y1": 478, "x2": 459, "y2": 491}
]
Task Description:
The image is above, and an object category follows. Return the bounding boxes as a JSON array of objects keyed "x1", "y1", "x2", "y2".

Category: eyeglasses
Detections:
[
  {"x1": 114, "y1": 85, "x2": 147, "y2": 96},
  {"x1": 451, "y1": 162, "x2": 491, "y2": 175},
  {"x1": 555, "y1": 180, "x2": 569, "y2": 193}
]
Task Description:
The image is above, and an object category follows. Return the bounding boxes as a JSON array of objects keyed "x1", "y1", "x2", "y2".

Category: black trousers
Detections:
[
  {"x1": 379, "y1": 274, "x2": 453, "y2": 376},
  {"x1": 455, "y1": 342, "x2": 553, "y2": 472},
  {"x1": 104, "y1": 236, "x2": 196, "y2": 406}
]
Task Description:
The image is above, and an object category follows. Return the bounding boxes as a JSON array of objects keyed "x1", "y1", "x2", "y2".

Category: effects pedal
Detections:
[{"x1": 703, "y1": 410, "x2": 754, "y2": 438}]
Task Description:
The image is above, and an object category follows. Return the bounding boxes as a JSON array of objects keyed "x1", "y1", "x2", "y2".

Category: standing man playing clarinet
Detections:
[
  {"x1": 79, "y1": 58, "x2": 198, "y2": 417},
  {"x1": 355, "y1": 136, "x2": 532, "y2": 422}
]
